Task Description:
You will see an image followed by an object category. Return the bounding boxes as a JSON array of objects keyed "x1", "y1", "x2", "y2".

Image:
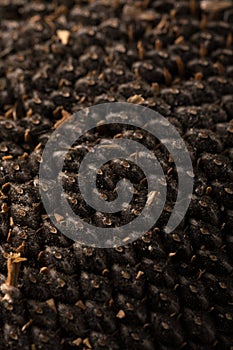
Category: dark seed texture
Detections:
[{"x1": 0, "y1": 0, "x2": 233, "y2": 349}]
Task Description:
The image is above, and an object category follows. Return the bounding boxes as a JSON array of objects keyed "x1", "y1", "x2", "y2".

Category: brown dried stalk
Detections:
[
  {"x1": 201, "y1": 0, "x2": 233, "y2": 12},
  {"x1": 6, "y1": 253, "x2": 27, "y2": 288}
]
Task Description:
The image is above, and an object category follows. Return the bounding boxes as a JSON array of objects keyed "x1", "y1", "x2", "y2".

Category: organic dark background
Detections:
[{"x1": 0, "y1": 0, "x2": 233, "y2": 349}]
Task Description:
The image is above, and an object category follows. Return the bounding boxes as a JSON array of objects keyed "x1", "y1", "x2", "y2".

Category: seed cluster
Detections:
[{"x1": 0, "y1": 0, "x2": 233, "y2": 349}]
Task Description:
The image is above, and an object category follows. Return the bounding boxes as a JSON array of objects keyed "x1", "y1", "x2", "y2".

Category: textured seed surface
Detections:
[{"x1": 0, "y1": 0, "x2": 233, "y2": 349}]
